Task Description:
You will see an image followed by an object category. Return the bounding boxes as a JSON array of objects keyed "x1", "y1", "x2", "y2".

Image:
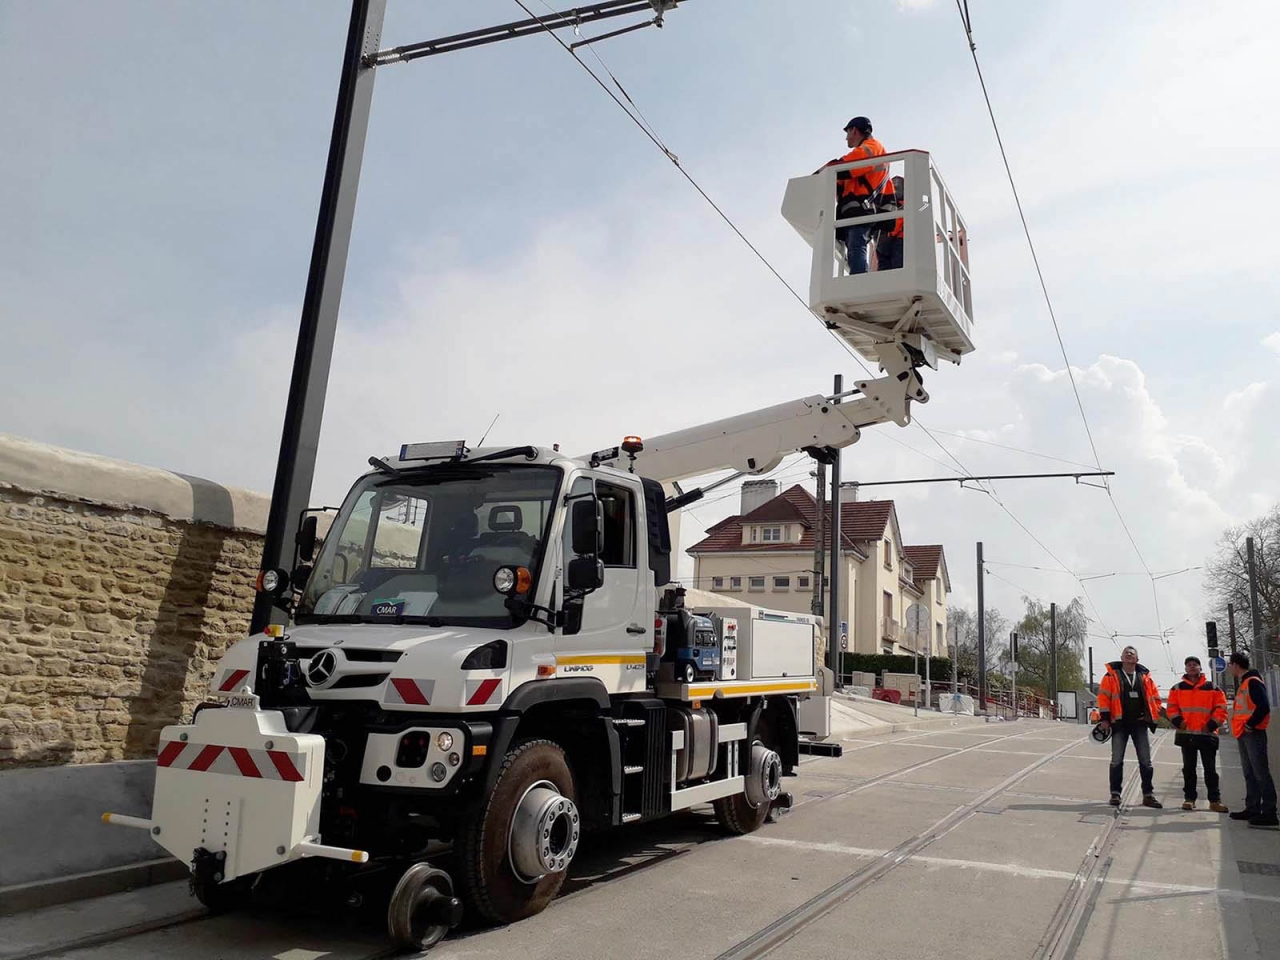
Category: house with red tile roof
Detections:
[{"x1": 686, "y1": 480, "x2": 950, "y2": 657}]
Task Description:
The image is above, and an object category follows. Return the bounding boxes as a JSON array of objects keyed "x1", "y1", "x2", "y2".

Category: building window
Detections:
[
  {"x1": 730, "y1": 576, "x2": 742, "y2": 590},
  {"x1": 773, "y1": 576, "x2": 790, "y2": 590},
  {"x1": 748, "y1": 576, "x2": 765, "y2": 591},
  {"x1": 883, "y1": 538, "x2": 892, "y2": 570},
  {"x1": 712, "y1": 576, "x2": 724, "y2": 590},
  {"x1": 750, "y1": 526, "x2": 758, "y2": 542},
  {"x1": 936, "y1": 579, "x2": 944, "y2": 604},
  {"x1": 797, "y1": 575, "x2": 811, "y2": 590},
  {"x1": 762, "y1": 526, "x2": 783, "y2": 542}
]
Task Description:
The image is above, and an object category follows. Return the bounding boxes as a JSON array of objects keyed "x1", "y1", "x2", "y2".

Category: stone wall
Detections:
[{"x1": 0, "y1": 435, "x2": 269, "y2": 767}]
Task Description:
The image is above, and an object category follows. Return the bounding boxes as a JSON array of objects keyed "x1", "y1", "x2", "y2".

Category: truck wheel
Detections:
[
  {"x1": 456, "y1": 739, "x2": 580, "y2": 925},
  {"x1": 713, "y1": 739, "x2": 782, "y2": 835},
  {"x1": 683, "y1": 663, "x2": 696, "y2": 683}
]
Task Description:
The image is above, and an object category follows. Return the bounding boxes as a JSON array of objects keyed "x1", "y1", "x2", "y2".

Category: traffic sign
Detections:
[{"x1": 1213, "y1": 656, "x2": 1227, "y2": 673}]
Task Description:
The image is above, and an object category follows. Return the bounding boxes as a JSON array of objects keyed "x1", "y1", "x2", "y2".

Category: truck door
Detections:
[{"x1": 559, "y1": 475, "x2": 647, "y2": 693}]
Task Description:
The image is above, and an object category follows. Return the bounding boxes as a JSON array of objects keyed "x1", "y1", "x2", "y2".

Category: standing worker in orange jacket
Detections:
[
  {"x1": 1166, "y1": 656, "x2": 1230, "y2": 812},
  {"x1": 1097, "y1": 645, "x2": 1164, "y2": 808},
  {"x1": 821, "y1": 116, "x2": 896, "y2": 275},
  {"x1": 1227, "y1": 652, "x2": 1277, "y2": 827}
]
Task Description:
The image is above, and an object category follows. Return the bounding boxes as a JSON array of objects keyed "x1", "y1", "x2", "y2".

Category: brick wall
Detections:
[{"x1": 0, "y1": 436, "x2": 268, "y2": 768}]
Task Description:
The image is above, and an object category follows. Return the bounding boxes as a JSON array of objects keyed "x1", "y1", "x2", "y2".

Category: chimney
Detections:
[{"x1": 740, "y1": 479, "x2": 778, "y2": 517}]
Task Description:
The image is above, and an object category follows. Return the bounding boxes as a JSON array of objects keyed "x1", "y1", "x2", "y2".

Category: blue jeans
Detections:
[
  {"x1": 1109, "y1": 722, "x2": 1154, "y2": 796},
  {"x1": 839, "y1": 225, "x2": 869, "y2": 275},
  {"x1": 1237, "y1": 729, "x2": 1277, "y2": 815}
]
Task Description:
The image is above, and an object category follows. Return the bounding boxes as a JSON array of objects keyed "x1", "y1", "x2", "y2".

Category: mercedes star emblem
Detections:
[{"x1": 306, "y1": 649, "x2": 340, "y2": 688}]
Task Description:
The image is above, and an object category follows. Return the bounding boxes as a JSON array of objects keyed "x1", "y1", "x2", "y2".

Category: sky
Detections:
[{"x1": 3, "y1": 0, "x2": 1278, "y2": 690}]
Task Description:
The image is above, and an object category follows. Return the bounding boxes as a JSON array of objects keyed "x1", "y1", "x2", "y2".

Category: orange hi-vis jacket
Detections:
[
  {"x1": 832, "y1": 137, "x2": 896, "y2": 199},
  {"x1": 1231, "y1": 672, "x2": 1273, "y2": 737},
  {"x1": 1166, "y1": 674, "x2": 1227, "y2": 745},
  {"x1": 1097, "y1": 661, "x2": 1162, "y2": 726}
]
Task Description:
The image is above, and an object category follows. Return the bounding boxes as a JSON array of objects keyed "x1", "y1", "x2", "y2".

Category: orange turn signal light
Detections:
[
  {"x1": 514, "y1": 566, "x2": 532, "y2": 594},
  {"x1": 537, "y1": 664, "x2": 556, "y2": 678}
]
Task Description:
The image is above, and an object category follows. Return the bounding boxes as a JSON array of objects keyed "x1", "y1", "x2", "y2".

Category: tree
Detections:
[
  {"x1": 998, "y1": 597, "x2": 1088, "y2": 697},
  {"x1": 1204, "y1": 505, "x2": 1280, "y2": 659},
  {"x1": 947, "y1": 604, "x2": 1008, "y2": 685}
]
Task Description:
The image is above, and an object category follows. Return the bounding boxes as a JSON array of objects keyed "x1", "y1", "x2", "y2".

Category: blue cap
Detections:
[{"x1": 844, "y1": 116, "x2": 872, "y2": 134}]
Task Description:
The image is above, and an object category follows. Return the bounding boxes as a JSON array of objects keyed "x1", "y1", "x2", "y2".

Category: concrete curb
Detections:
[{"x1": 0, "y1": 858, "x2": 187, "y2": 916}]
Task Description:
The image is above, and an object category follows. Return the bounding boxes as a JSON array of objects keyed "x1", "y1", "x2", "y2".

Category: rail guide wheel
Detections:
[{"x1": 387, "y1": 863, "x2": 464, "y2": 952}]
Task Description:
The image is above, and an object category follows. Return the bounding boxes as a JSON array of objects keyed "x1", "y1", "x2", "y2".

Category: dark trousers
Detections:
[
  {"x1": 1179, "y1": 741, "x2": 1220, "y2": 802},
  {"x1": 838, "y1": 225, "x2": 870, "y2": 274},
  {"x1": 876, "y1": 232, "x2": 903, "y2": 270},
  {"x1": 1109, "y1": 722, "x2": 1154, "y2": 796},
  {"x1": 1237, "y1": 729, "x2": 1278, "y2": 815}
]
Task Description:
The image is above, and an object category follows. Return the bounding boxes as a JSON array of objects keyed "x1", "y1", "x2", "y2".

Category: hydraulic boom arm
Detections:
[{"x1": 589, "y1": 339, "x2": 930, "y2": 489}]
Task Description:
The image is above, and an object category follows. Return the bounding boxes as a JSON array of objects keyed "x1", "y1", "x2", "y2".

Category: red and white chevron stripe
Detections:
[
  {"x1": 157, "y1": 741, "x2": 306, "y2": 782},
  {"x1": 217, "y1": 668, "x2": 250, "y2": 692},
  {"x1": 466, "y1": 678, "x2": 502, "y2": 706},
  {"x1": 385, "y1": 678, "x2": 435, "y2": 706}
]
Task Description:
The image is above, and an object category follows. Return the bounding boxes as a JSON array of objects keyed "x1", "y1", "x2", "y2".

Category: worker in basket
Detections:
[
  {"x1": 819, "y1": 115, "x2": 896, "y2": 275},
  {"x1": 874, "y1": 174, "x2": 905, "y2": 271}
]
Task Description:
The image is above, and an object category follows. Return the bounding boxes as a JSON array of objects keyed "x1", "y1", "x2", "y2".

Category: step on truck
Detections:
[{"x1": 105, "y1": 149, "x2": 974, "y2": 952}]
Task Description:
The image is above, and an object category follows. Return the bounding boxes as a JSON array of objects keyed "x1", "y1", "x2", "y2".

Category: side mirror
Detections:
[
  {"x1": 566, "y1": 557, "x2": 604, "y2": 592},
  {"x1": 571, "y1": 499, "x2": 603, "y2": 556},
  {"x1": 296, "y1": 515, "x2": 319, "y2": 563}
]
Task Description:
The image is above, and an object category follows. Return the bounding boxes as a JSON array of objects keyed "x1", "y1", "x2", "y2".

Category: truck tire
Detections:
[
  {"x1": 713, "y1": 738, "x2": 781, "y2": 835},
  {"x1": 713, "y1": 786, "x2": 771, "y2": 835},
  {"x1": 456, "y1": 739, "x2": 579, "y2": 925}
]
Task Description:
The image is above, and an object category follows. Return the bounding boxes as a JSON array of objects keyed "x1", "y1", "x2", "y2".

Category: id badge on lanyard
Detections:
[{"x1": 1126, "y1": 672, "x2": 1140, "y2": 699}]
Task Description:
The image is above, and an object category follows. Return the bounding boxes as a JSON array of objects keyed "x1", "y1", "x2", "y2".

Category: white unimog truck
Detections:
[{"x1": 105, "y1": 149, "x2": 974, "y2": 951}]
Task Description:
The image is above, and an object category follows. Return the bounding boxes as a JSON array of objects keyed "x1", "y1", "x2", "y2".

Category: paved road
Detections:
[{"x1": 7, "y1": 719, "x2": 1279, "y2": 960}]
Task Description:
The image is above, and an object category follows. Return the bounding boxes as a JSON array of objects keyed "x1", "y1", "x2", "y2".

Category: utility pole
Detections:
[
  {"x1": 1228, "y1": 602, "x2": 1239, "y2": 695},
  {"x1": 828, "y1": 374, "x2": 843, "y2": 688},
  {"x1": 811, "y1": 463, "x2": 826, "y2": 620},
  {"x1": 977, "y1": 541, "x2": 986, "y2": 713},
  {"x1": 950, "y1": 623, "x2": 958, "y2": 695},
  {"x1": 1088, "y1": 646, "x2": 1094, "y2": 693},
  {"x1": 1010, "y1": 631, "x2": 1018, "y2": 721},
  {"x1": 1247, "y1": 536, "x2": 1268, "y2": 671},
  {"x1": 1050, "y1": 602, "x2": 1058, "y2": 720},
  {"x1": 251, "y1": 0, "x2": 387, "y2": 634}
]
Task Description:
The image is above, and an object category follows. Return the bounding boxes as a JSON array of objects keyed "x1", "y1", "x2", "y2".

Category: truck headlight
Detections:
[
  {"x1": 492, "y1": 565, "x2": 532, "y2": 595},
  {"x1": 437, "y1": 731, "x2": 454, "y2": 752},
  {"x1": 493, "y1": 567, "x2": 515, "y2": 593}
]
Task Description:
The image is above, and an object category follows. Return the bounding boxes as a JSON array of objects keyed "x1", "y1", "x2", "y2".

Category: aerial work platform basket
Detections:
[{"x1": 782, "y1": 149, "x2": 974, "y2": 366}]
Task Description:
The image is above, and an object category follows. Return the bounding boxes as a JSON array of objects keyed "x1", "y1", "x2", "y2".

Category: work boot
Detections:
[
  {"x1": 1248, "y1": 813, "x2": 1280, "y2": 828},
  {"x1": 1209, "y1": 801, "x2": 1230, "y2": 814},
  {"x1": 1109, "y1": 794, "x2": 1121, "y2": 807},
  {"x1": 1142, "y1": 795, "x2": 1163, "y2": 809},
  {"x1": 1181, "y1": 800, "x2": 1195, "y2": 811},
  {"x1": 1230, "y1": 809, "x2": 1259, "y2": 821}
]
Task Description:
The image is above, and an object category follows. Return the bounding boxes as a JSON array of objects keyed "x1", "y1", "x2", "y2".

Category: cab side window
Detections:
[{"x1": 597, "y1": 481, "x2": 635, "y2": 568}]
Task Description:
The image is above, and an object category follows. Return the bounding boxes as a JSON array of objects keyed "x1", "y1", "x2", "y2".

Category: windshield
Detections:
[{"x1": 297, "y1": 465, "x2": 561, "y2": 627}]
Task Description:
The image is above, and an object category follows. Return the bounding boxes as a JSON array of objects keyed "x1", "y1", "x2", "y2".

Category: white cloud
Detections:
[{"x1": 1265, "y1": 332, "x2": 1280, "y2": 355}]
